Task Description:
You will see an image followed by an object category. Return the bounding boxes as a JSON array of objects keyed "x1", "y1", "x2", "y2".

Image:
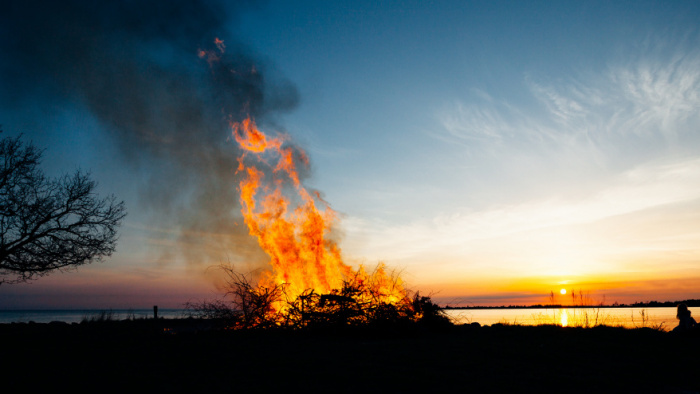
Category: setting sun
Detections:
[{"x1": 560, "y1": 289, "x2": 567, "y2": 295}]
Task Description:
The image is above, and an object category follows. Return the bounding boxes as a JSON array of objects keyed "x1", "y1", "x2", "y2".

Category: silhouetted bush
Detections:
[{"x1": 187, "y1": 266, "x2": 451, "y2": 330}]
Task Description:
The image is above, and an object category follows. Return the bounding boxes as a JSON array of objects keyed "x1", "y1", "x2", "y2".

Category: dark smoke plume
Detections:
[{"x1": 0, "y1": 1, "x2": 301, "y2": 267}]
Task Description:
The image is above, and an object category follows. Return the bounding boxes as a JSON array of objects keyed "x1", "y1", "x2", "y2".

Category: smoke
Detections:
[{"x1": 0, "y1": 0, "x2": 302, "y2": 267}]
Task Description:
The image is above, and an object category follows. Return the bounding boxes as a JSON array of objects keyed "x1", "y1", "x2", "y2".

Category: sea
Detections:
[
  {"x1": 1, "y1": 307, "x2": 697, "y2": 331},
  {"x1": 444, "y1": 306, "x2": 700, "y2": 331},
  {"x1": 0, "y1": 308, "x2": 188, "y2": 324}
]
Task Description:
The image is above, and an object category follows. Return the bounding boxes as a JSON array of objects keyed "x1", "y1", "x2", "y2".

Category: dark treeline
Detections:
[{"x1": 443, "y1": 299, "x2": 700, "y2": 309}]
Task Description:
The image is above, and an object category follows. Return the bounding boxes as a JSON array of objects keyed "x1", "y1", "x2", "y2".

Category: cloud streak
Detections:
[
  {"x1": 438, "y1": 47, "x2": 700, "y2": 159},
  {"x1": 345, "y1": 42, "x2": 700, "y2": 287},
  {"x1": 346, "y1": 157, "x2": 700, "y2": 260}
]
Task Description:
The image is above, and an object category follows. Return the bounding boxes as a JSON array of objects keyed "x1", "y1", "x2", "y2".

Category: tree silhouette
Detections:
[{"x1": 0, "y1": 131, "x2": 126, "y2": 284}]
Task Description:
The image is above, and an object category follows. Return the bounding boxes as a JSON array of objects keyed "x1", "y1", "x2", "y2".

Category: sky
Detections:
[{"x1": 1, "y1": 0, "x2": 700, "y2": 308}]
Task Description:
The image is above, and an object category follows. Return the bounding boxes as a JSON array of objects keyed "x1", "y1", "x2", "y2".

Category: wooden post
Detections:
[{"x1": 153, "y1": 305, "x2": 158, "y2": 319}]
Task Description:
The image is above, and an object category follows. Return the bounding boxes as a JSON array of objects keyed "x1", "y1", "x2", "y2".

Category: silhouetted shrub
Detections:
[{"x1": 187, "y1": 266, "x2": 451, "y2": 331}]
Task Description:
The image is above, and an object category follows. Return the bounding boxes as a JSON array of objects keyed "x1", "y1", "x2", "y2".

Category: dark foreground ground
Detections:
[{"x1": 3, "y1": 319, "x2": 699, "y2": 393}]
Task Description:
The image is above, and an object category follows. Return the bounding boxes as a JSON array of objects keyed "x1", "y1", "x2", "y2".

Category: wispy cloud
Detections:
[
  {"x1": 345, "y1": 44, "x2": 700, "y2": 285},
  {"x1": 529, "y1": 53, "x2": 700, "y2": 141},
  {"x1": 611, "y1": 55, "x2": 700, "y2": 136},
  {"x1": 345, "y1": 157, "x2": 700, "y2": 260},
  {"x1": 437, "y1": 48, "x2": 700, "y2": 157}
]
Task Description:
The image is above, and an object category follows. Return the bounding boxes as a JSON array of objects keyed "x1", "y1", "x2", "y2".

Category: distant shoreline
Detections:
[
  {"x1": 442, "y1": 299, "x2": 700, "y2": 309},
  {"x1": 2, "y1": 299, "x2": 699, "y2": 312}
]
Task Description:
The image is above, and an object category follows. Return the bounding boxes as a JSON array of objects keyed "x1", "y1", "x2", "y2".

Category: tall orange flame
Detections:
[
  {"x1": 232, "y1": 117, "x2": 407, "y2": 310},
  {"x1": 200, "y1": 38, "x2": 407, "y2": 315},
  {"x1": 234, "y1": 118, "x2": 350, "y2": 300}
]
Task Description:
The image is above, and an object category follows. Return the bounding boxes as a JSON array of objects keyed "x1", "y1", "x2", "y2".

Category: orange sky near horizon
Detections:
[
  {"x1": 2, "y1": 2, "x2": 700, "y2": 310},
  {"x1": 2, "y1": 256, "x2": 698, "y2": 309}
]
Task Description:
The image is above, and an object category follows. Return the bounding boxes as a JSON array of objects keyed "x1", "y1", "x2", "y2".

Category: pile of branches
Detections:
[{"x1": 187, "y1": 266, "x2": 451, "y2": 330}]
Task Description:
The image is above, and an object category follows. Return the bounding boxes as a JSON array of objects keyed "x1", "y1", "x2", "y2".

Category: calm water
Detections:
[
  {"x1": 0, "y1": 309, "x2": 188, "y2": 324},
  {"x1": 1, "y1": 307, "x2": 697, "y2": 331},
  {"x1": 445, "y1": 307, "x2": 700, "y2": 331}
]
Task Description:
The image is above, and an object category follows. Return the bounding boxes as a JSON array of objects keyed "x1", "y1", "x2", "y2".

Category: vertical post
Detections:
[{"x1": 153, "y1": 305, "x2": 158, "y2": 320}]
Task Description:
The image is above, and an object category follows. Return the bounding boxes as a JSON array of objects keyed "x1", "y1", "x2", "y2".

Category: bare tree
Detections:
[
  {"x1": 186, "y1": 266, "x2": 287, "y2": 329},
  {"x1": 0, "y1": 132, "x2": 126, "y2": 284}
]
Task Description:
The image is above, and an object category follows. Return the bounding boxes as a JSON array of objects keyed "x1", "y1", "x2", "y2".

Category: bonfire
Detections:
[{"x1": 190, "y1": 40, "x2": 445, "y2": 329}]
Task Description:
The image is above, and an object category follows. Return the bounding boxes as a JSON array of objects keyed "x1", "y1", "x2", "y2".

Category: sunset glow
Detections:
[{"x1": 1, "y1": 1, "x2": 700, "y2": 309}]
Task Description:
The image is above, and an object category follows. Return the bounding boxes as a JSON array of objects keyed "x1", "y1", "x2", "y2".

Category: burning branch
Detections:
[{"x1": 188, "y1": 264, "x2": 449, "y2": 330}]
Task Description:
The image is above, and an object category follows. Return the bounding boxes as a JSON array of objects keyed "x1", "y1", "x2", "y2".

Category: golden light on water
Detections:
[{"x1": 560, "y1": 309, "x2": 568, "y2": 327}]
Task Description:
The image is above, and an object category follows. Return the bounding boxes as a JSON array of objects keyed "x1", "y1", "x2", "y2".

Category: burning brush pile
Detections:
[
  {"x1": 190, "y1": 264, "x2": 447, "y2": 330},
  {"x1": 190, "y1": 116, "x2": 448, "y2": 330},
  {"x1": 182, "y1": 41, "x2": 448, "y2": 330}
]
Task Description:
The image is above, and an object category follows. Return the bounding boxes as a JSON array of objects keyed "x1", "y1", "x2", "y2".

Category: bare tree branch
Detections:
[
  {"x1": 188, "y1": 263, "x2": 450, "y2": 330},
  {"x1": 0, "y1": 131, "x2": 127, "y2": 284}
]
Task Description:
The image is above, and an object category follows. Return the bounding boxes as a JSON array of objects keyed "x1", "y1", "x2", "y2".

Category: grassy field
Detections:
[{"x1": 3, "y1": 319, "x2": 699, "y2": 393}]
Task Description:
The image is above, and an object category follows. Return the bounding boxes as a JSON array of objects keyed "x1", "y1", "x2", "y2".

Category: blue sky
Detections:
[{"x1": 1, "y1": 1, "x2": 699, "y2": 308}]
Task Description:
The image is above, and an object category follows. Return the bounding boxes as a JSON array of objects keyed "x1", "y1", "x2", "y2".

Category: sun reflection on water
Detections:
[
  {"x1": 444, "y1": 306, "x2": 692, "y2": 331},
  {"x1": 560, "y1": 309, "x2": 568, "y2": 327}
]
